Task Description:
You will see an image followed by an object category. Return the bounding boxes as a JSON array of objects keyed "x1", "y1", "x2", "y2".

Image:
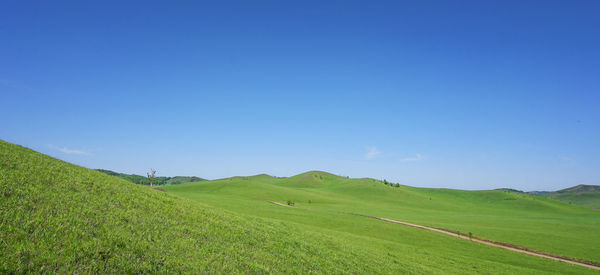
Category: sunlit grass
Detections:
[
  {"x1": 1, "y1": 140, "x2": 598, "y2": 273},
  {"x1": 167, "y1": 171, "x2": 600, "y2": 267}
]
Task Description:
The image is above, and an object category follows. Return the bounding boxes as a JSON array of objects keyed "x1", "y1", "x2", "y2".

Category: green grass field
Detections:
[
  {"x1": 165, "y1": 171, "x2": 600, "y2": 267},
  {"x1": 2, "y1": 140, "x2": 599, "y2": 273}
]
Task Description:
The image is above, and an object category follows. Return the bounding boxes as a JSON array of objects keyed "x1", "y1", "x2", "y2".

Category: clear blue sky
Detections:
[{"x1": 1, "y1": 1, "x2": 599, "y2": 191}]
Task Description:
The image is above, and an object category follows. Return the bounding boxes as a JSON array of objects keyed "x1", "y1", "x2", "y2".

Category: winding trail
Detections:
[
  {"x1": 349, "y1": 213, "x2": 600, "y2": 271},
  {"x1": 266, "y1": 200, "x2": 294, "y2": 207},
  {"x1": 264, "y1": 200, "x2": 600, "y2": 271}
]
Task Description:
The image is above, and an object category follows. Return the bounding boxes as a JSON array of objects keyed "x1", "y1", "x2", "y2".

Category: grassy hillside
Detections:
[
  {"x1": 96, "y1": 169, "x2": 205, "y2": 186},
  {"x1": 542, "y1": 185, "x2": 600, "y2": 209},
  {"x1": 0, "y1": 140, "x2": 447, "y2": 273},
  {"x1": 166, "y1": 171, "x2": 600, "y2": 268},
  {"x1": 1, "y1": 141, "x2": 597, "y2": 273}
]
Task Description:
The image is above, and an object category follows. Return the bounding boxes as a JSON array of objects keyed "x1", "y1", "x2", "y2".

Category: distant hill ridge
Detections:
[
  {"x1": 543, "y1": 184, "x2": 600, "y2": 209},
  {"x1": 497, "y1": 184, "x2": 600, "y2": 209},
  {"x1": 99, "y1": 166, "x2": 600, "y2": 209},
  {"x1": 555, "y1": 184, "x2": 600, "y2": 193},
  {"x1": 95, "y1": 169, "x2": 205, "y2": 185}
]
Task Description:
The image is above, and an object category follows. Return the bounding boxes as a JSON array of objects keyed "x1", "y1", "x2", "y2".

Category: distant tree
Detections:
[
  {"x1": 384, "y1": 179, "x2": 389, "y2": 185},
  {"x1": 147, "y1": 169, "x2": 156, "y2": 187},
  {"x1": 468, "y1": 232, "x2": 473, "y2": 240}
]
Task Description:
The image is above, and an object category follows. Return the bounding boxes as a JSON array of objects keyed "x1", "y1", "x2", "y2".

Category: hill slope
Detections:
[{"x1": 0, "y1": 140, "x2": 433, "y2": 273}]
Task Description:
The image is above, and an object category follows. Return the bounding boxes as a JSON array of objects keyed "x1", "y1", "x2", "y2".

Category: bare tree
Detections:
[{"x1": 147, "y1": 169, "x2": 156, "y2": 187}]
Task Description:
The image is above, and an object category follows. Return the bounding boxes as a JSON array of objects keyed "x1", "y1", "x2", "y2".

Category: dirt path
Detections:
[
  {"x1": 351, "y1": 213, "x2": 600, "y2": 271},
  {"x1": 265, "y1": 200, "x2": 294, "y2": 207},
  {"x1": 262, "y1": 200, "x2": 600, "y2": 270}
]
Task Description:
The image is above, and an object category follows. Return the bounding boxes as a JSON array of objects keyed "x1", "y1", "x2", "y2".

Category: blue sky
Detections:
[{"x1": 1, "y1": 1, "x2": 599, "y2": 191}]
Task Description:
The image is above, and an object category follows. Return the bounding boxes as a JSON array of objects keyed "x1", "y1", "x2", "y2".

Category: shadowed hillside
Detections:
[
  {"x1": 543, "y1": 185, "x2": 600, "y2": 209},
  {"x1": 496, "y1": 185, "x2": 600, "y2": 210}
]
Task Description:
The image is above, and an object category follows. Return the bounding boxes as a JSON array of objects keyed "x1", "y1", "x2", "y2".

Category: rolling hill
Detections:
[
  {"x1": 166, "y1": 171, "x2": 600, "y2": 268},
  {"x1": 1, "y1": 140, "x2": 598, "y2": 273},
  {"x1": 0, "y1": 140, "x2": 425, "y2": 273}
]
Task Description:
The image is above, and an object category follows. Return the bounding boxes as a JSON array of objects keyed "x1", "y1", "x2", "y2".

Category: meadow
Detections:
[
  {"x1": 165, "y1": 171, "x2": 600, "y2": 267},
  {"x1": 1, "y1": 140, "x2": 599, "y2": 273}
]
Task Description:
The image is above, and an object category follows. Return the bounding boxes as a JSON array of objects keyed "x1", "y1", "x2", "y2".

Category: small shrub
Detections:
[
  {"x1": 147, "y1": 169, "x2": 156, "y2": 187},
  {"x1": 286, "y1": 200, "x2": 295, "y2": 206}
]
